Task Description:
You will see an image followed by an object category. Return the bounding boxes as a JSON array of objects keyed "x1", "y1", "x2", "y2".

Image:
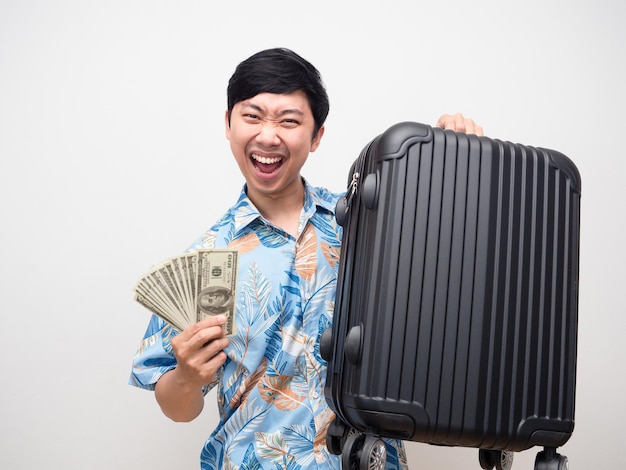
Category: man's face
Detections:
[
  {"x1": 201, "y1": 292, "x2": 226, "y2": 307},
  {"x1": 225, "y1": 91, "x2": 324, "y2": 203}
]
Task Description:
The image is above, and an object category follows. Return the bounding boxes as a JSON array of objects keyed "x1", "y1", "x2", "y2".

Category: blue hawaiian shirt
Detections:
[{"x1": 130, "y1": 180, "x2": 408, "y2": 469}]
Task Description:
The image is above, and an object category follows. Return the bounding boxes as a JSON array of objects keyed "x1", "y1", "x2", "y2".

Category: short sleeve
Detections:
[{"x1": 129, "y1": 314, "x2": 179, "y2": 390}]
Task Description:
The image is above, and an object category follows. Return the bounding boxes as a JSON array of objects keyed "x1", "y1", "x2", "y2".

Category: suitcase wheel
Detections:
[
  {"x1": 534, "y1": 448, "x2": 568, "y2": 470},
  {"x1": 341, "y1": 431, "x2": 386, "y2": 470},
  {"x1": 479, "y1": 449, "x2": 514, "y2": 470},
  {"x1": 326, "y1": 418, "x2": 350, "y2": 455}
]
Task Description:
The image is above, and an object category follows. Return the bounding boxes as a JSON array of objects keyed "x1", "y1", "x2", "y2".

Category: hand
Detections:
[
  {"x1": 154, "y1": 315, "x2": 229, "y2": 422},
  {"x1": 436, "y1": 113, "x2": 484, "y2": 136},
  {"x1": 169, "y1": 315, "x2": 230, "y2": 389}
]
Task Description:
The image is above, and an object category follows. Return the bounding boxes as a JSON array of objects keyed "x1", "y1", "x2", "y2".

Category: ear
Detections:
[
  {"x1": 310, "y1": 125, "x2": 325, "y2": 153},
  {"x1": 224, "y1": 110, "x2": 231, "y2": 140}
]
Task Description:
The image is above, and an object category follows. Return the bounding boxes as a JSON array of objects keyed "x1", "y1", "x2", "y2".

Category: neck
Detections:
[{"x1": 248, "y1": 180, "x2": 305, "y2": 237}]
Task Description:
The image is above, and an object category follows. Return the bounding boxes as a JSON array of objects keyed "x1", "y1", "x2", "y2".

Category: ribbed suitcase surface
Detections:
[{"x1": 324, "y1": 122, "x2": 581, "y2": 458}]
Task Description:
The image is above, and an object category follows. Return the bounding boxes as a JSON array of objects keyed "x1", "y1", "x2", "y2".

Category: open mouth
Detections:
[{"x1": 251, "y1": 153, "x2": 283, "y2": 174}]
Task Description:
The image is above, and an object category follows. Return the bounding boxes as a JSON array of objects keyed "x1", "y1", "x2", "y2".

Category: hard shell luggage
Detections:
[{"x1": 320, "y1": 122, "x2": 581, "y2": 470}]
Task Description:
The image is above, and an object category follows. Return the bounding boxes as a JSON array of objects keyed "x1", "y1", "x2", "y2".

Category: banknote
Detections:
[{"x1": 134, "y1": 249, "x2": 238, "y2": 335}]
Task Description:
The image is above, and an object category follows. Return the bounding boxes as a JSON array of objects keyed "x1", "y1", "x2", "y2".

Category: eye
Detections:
[
  {"x1": 281, "y1": 118, "x2": 300, "y2": 128},
  {"x1": 243, "y1": 113, "x2": 260, "y2": 122}
]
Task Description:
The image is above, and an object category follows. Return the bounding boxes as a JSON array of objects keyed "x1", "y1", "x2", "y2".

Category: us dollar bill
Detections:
[
  {"x1": 134, "y1": 249, "x2": 238, "y2": 335},
  {"x1": 195, "y1": 250, "x2": 238, "y2": 335}
]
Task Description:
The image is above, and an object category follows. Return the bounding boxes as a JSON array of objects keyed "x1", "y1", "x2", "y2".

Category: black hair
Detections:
[{"x1": 227, "y1": 48, "x2": 330, "y2": 136}]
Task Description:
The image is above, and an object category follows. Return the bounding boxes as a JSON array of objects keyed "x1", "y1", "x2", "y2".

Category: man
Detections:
[{"x1": 130, "y1": 47, "x2": 483, "y2": 469}]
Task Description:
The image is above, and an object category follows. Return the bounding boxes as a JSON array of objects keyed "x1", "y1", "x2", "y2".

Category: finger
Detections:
[
  {"x1": 199, "y1": 336, "x2": 230, "y2": 362},
  {"x1": 208, "y1": 349, "x2": 229, "y2": 368},
  {"x1": 436, "y1": 113, "x2": 455, "y2": 130},
  {"x1": 436, "y1": 114, "x2": 449, "y2": 129},
  {"x1": 174, "y1": 334, "x2": 229, "y2": 370},
  {"x1": 191, "y1": 323, "x2": 228, "y2": 350},
  {"x1": 453, "y1": 113, "x2": 466, "y2": 133},
  {"x1": 173, "y1": 341, "x2": 229, "y2": 386},
  {"x1": 171, "y1": 322, "x2": 227, "y2": 362},
  {"x1": 463, "y1": 119, "x2": 484, "y2": 136},
  {"x1": 437, "y1": 113, "x2": 467, "y2": 132},
  {"x1": 177, "y1": 314, "x2": 227, "y2": 341},
  {"x1": 198, "y1": 349, "x2": 229, "y2": 384},
  {"x1": 437, "y1": 113, "x2": 484, "y2": 135},
  {"x1": 195, "y1": 314, "x2": 228, "y2": 330}
]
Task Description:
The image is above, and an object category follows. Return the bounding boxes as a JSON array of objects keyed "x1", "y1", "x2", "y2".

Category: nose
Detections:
[{"x1": 255, "y1": 120, "x2": 281, "y2": 147}]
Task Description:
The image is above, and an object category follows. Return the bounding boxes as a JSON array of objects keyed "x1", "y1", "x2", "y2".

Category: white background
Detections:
[{"x1": 1, "y1": 1, "x2": 624, "y2": 469}]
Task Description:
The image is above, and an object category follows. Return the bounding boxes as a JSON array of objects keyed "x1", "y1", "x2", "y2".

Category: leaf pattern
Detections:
[
  {"x1": 255, "y1": 431, "x2": 300, "y2": 469},
  {"x1": 227, "y1": 232, "x2": 260, "y2": 254},
  {"x1": 310, "y1": 209, "x2": 342, "y2": 246},
  {"x1": 322, "y1": 241, "x2": 341, "y2": 270},
  {"x1": 239, "y1": 444, "x2": 263, "y2": 470},
  {"x1": 233, "y1": 199, "x2": 261, "y2": 230},
  {"x1": 295, "y1": 225, "x2": 317, "y2": 281},
  {"x1": 225, "y1": 262, "x2": 277, "y2": 394},
  {"x1": 257, "y1": 375, "x2": 307, "y2": 411},
  {"x1": 200, "y1": 440, "x2": 222, "y2": 470},
  {"x1": 131, "y1": 182, "x2": 408, "y2": 470},
  {"x1": 229, "y1": 358, "x2": 267, "y2": 410},
  {"x1": 313, "y1": 407, "x2": 336, "y2": 458},
  {"x1": 222, "y1": 397, "x2": 270, "y2": 453},
  {"x1": 257, "y1": 223, "x2": 290, "y2": 248},
  {"x1": 282, "y1": 425, "x2": 316, "y2": 467},
  {"x1": 194, "y1": 231, "x2": 217, "y2": 250}
]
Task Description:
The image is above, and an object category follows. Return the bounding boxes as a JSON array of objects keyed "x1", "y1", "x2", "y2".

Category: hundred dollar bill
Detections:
[
  {"x1": 134, "y1": 249, "x2": 238, "y2": 335},
  {"x1": 195, "y1": 250, "x2": 238, "y2": 336}
]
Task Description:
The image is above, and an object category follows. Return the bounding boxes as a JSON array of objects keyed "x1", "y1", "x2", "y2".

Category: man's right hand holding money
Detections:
[{"x1": 154, "y1": 315, "x2": 229, "y2": 422}]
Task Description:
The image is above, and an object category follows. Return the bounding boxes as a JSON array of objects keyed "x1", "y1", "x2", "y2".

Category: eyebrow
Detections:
[{"x1": 240, "y1": 102, "x2": 305, "y2": 117}]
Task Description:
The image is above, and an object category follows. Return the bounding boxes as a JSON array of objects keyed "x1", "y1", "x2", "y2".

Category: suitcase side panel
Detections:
[
  {"x1": 330, "y1": 123, "x2": 580, "y2": 451},
  {"x1": 476, "y1": 141, "x2": 579, "y2": 449}
]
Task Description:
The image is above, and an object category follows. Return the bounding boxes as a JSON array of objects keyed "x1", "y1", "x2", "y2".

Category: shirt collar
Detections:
[{"x1": 231, "y1": 178, "x2": 336, "y2": 236}]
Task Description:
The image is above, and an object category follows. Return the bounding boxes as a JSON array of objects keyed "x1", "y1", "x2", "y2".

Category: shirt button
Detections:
[{"x1": 312, "y1": 390, "x2": 319, "y2": 399}]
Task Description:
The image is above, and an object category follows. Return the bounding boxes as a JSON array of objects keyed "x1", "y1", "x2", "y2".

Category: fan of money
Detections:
[{"x1": 134, "y1": 249, "x2": 238, "y2": 335}]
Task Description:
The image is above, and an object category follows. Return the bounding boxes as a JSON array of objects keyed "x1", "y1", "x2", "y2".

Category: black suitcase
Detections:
[{"x1": 320, "y1": 122, "x2": 581, "y2": 470}]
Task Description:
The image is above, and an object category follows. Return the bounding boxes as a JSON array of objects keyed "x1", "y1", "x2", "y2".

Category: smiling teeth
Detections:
[{"x1": 252, "y1": 153, "x2": 281, "y2": 164}]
